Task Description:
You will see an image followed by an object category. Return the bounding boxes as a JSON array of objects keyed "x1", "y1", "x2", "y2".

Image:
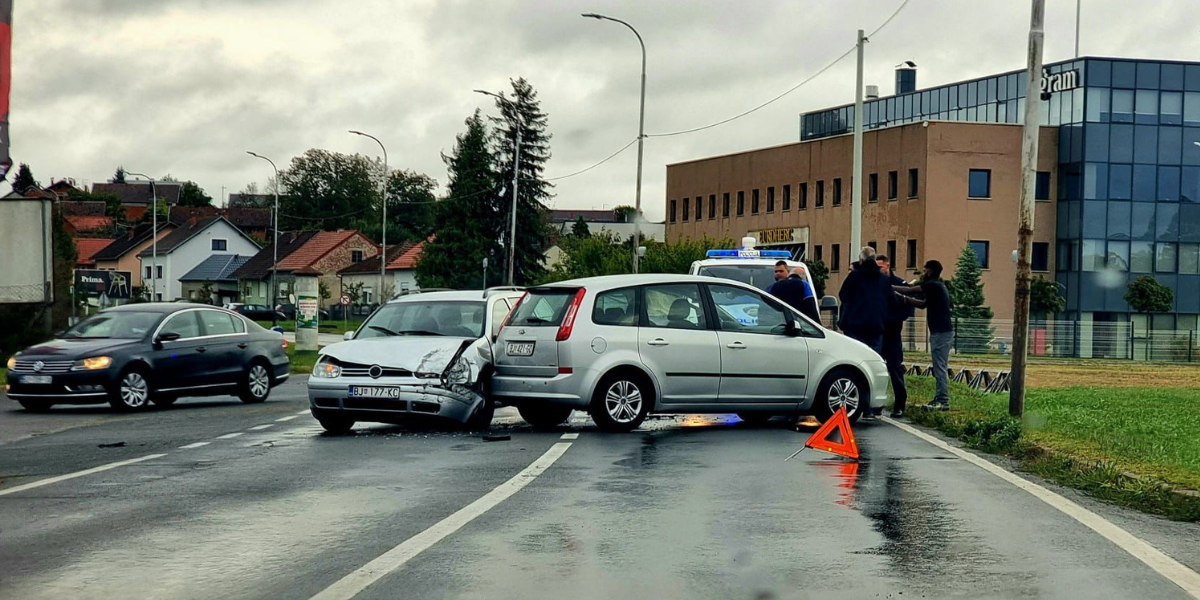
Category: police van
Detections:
[{"x1": 688, "y1": 237, "x2": 816, "y2": 293}]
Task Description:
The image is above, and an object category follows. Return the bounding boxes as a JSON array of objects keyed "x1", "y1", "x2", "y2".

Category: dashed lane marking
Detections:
[
  {"x1": 885, "y1": 417, "x2": 1200, "y2": 599},
  {"x1": 560, "y1": 433, "x2": 579, "y2": 440},
  {"x1": 276, "y1": 416, "x2": 298, "y2": 422},
  {"x1": 179, "y1": 442, "x2": 210, "y2": 449},
  {"x1": 297, "y1": 410, "x2": 311, "y2": 416},
  {"x1": 215, "y1": 433, "x2": 245, "y2": 440},
  {"x1": 308, "y1": 442, "x2": 573, "y2": 600},
  {"x1": 248, "y1": 424, "x2": 274, "y2": 431},
  {"x1": 0, "y1": 454, "x2": 168, "y2": 498}
]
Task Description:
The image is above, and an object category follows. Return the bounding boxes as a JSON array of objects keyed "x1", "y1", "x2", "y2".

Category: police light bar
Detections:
[{"x1": 705, "y1": 249, "x2": 792, "y2": 259}]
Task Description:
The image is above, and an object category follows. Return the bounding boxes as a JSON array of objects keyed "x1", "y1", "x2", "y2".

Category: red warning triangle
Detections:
[{"x1": 804, "y1": 407, "x2": 859, "y2": 459}]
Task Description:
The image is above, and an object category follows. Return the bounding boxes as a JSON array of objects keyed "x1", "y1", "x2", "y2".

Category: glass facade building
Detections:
[{"x1": 800, "y1": 57, "x2": 1200, "y2": 331}]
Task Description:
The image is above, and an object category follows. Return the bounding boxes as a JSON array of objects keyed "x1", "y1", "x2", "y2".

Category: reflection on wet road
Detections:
[{"x1": 1, "y1": 394, "x2": 1198, "y2": 600}]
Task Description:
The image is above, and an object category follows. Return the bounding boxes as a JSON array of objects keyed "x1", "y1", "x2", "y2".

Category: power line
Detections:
[
  {"x1": 645, "y1": 0, "x2": 911, "y2": 138},
  {"x1": 543, "y1": 137, "x2": 639, "y2": 181}
]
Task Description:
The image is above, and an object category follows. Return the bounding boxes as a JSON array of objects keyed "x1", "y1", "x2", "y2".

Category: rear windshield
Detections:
[
  {"x1": 696, "y1": 265, "x2": 776, "y2": 291},
  {"x1": 510, "y1": 289, "x2": 576, "y2": 327}
]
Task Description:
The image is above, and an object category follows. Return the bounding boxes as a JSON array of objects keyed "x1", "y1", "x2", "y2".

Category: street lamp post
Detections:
[
  {"x1": 349, "y1": 131, "x2": 389, "y2": 301},
  {"x1": 125, "y1": 171, "x2": 158, "y2": 301},
  {"x1": 583, "y1": 12, "x2": 646, "y2": 273},
  {"x1": 475, "y1": 89, "x2": 521, "y2": 286},
  {"x1": 246, "y1": 152, "x2": 280, "y2": 326}
]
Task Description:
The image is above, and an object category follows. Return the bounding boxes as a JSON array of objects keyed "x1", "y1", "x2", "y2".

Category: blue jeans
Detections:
[{"x1": 848, "y1": 331, "x2": 883, "y2": 355}]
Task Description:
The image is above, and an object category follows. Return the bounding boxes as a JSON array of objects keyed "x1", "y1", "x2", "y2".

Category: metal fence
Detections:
[{"x1": 818, "y1": 314, "x2": 1200, "y2": 362}]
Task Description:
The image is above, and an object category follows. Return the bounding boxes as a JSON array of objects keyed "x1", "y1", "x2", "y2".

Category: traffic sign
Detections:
[{"x1": 340, "y1": 293, "x2": 351, "y2": 306}]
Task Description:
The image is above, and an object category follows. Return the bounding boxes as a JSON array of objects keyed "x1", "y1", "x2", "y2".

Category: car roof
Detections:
[
  {"x1": 694, "y1": 258, "x2": 806, "y2": 266},
  {"x1": 536, "y1": 273, "x2": 727, "y2": 290},
  {"x1": 102, "y1": 302, "x2": 215, "y2": 314},
  {"x1": 386, "y1": 290, "x2": 506, "y2": 304}
]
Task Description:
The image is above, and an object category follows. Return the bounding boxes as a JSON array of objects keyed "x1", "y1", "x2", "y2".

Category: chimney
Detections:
[
  {"x1": 895, "y1": 61, "x2": 917, "y2": 95},
  {"x1": 128, "y1": 227, "x2": 136, "y2": 239},
  {"x1": 189, "y1": 215, "x2": 198, "y2": 226},
  {"x1": 865, "y1": 85, "x2": 880, "y2": 100}
]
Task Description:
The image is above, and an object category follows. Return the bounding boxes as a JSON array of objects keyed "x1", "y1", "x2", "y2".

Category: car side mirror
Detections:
[
  {"x1": 785, "y1": 319, "x2": 800, "y2": 337},
  {"x1": 153, "y1": 332, "x2": 181, "y2": 347},
  {"x1": 343, "y1": 331, "x2": 355, "y2": 341}
]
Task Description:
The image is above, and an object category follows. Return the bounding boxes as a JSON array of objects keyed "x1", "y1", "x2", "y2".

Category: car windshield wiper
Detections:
[
  {"x1": 396, "y1": 329, "x2": 445, "y2": 336},
  {"x1": 368, "y1": 325, "x2": 399, "y2": 336}
]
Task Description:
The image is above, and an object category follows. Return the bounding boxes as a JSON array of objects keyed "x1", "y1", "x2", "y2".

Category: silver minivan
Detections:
[{"x1": 491, "y1": 274, "x2": 888, "y2": 432}]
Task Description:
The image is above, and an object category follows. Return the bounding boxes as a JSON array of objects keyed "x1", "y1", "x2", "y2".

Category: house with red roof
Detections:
[
  {"x1": 337, "y1": 240, "x2": 425, "y2": 303},
  {"x1": 231, "y1": 230, "x2": 379, "y2": 308},
  {"x1": 75, "y1": 238, "x2": 115, "y2": 269}
]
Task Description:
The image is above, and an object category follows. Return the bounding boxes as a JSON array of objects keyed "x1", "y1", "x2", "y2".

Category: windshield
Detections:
[
  {"x1": 356, "y1": 300, "x2": 485, "y2": 339},
  {"x1": 696, "y1": 265, "x2": 778, "y2": 291},
  {"x1": 62, "y1": 311, "x2": 161, "y2": 339}
]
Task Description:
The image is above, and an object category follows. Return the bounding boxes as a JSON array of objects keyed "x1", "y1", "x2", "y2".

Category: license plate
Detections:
[
  {"x1": 348, "y1": 386, "x2": 400, "y2": 399},
  {"x1": 506, "y1": 342, "x2": 535, "y2": 357},
  {"x1": 21, "y1": 375, "x2": 52, "y2": 385}
]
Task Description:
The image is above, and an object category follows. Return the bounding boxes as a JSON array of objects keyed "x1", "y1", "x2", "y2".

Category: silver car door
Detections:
[
  {"x1": 705, "y1": 283, "x2": 809, "y2": 404},
  {"x1": 636, "y1": 284, "x2": 721, "y2": 405}
]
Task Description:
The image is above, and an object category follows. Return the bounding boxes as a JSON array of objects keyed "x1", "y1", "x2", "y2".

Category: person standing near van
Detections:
[
  {"x1": 893, "y1": 260, "x2": 953, "y2": 410},
  {"x1": 876, "y1": 255, "x2": 913, "y2": 418}
]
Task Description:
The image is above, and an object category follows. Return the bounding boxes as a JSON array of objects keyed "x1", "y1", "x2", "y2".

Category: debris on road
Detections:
[
  {"x1": 482, "y1": 434, "x2": 511, "y2": 442},
  {"x1": 97, "y1": 441, "x2": 126, "y2": 448}
]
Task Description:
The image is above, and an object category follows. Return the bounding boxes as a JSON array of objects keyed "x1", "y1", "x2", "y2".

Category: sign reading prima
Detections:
[{"x1": 1041, "y1": 69, "x2": 1079, "y2": 94}]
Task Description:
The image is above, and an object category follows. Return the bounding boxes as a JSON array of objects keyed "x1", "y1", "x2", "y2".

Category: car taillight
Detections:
[
  {"x1": 555, "y1": 288, "x2": 587, "y2": 342},
  {"x1": 498, "y1": 292, "x2": 527, "y2": 337}
]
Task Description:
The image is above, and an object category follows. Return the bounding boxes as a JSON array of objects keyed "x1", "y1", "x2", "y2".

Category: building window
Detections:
[
  {"x1": 887, "y1": 240, "x2": 897, "y2": 265},
  {"x1": 869, "y1": 173, "x2": 879, "y2": 203},
  {"x1": 709, "y1": 194, "x2": 716, "y2": 220},
  {"x1": 1035, "y1": 171, "x2": 1051, "y2": 200},
  {"x1": 751, "y1": 189, "x2": 760, "y2": 214},
  {"x1": 669, "y1": 200, "x2": 677, "y2": 223},
  {"x1": 799, "y1": 183, "x2": 808, "y2": 210},
  {"x1": 351, "y1": 250, "x2": 364, "y2": 263},
  {"x1": 156, "y1": 293, "x2": 163, "y2": 302},
  {"x1": 816, "y1": 181, "x2": 825, "y2": 208},
  {"x1": 211, "y1": 239, "x2": 228, "y2": 251},
  {"x1": 782, "y1": 185, "x2": 791, "y2": 211},
  {"x1": 1157, "y1": 242, "x2": 1177, "y2": 273},
  {"x1": 766, "y1": 187, "x2": 775, "y2": 213},
  {"x1": 1032, "y1": 242, "x2": 1050, "y2": 271},
  {"x1": 833, "y1": 178, "x2": 843, "y2": 207},
  {"x1": 906, "y1": 239, "x2": 918, "y2": 269},
  {"x1": 682, "y1": 197, "x2": 690, "y2": 221},
  {"x1": 969, "y1": 240, "x2": 990, "y2": 269},
  {"x1": 888, "y1": 171, "x2": 898, "y2": 200},
  {"x1": 722, "y1": 193, "x2": 730, "y2": 218},
  {"x1": 969, "y1": 169, "x2": 992, "y2": 198},
  {"x1": 908, "y1": 168, "x2": 919, "y2": 198},
  {"x1": 695, "y1": 196, "x2": 703, "y2": 221},
  {"x1": 737, "y1": 191, "x2": 745, "y2": 216},
  {"x1": 831, "y1": 244, "x2": 841, "y2": 272},
  {"x1": 156, "y1": 266, "x2": 163, "y2": 278},
  {"x1": 145, "y1": 266, "x2": 151, "y2": 279},
  {"x1": 814, "y1": 245, "x2": 823, "y2": 263}
]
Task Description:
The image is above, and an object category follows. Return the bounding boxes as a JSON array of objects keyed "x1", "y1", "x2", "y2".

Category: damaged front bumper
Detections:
[{"x1": 307, "y1": 376, "x2": 486, "y2": 424}]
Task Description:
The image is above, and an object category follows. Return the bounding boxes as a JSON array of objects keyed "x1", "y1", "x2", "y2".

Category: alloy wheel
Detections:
[
  {"x1": 604, "y1": 380, "x2": 643, "y2": 424},
  {"x1": 826, "y1": 377, "x2": 860, "y2": 416},
  {"x1": 120, "y1": 372, "x2": 149, "y2": 408},
  {"x1": 249, "y1": 365, "x2": 270, "y2": 399}
]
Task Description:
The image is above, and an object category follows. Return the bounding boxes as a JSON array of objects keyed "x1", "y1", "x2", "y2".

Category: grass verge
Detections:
[
  {"x1": 287, "y1": 347, "x2": 320, "y2": 375},
  {"x1": 256, "y1": 320, "x2": 362, "y2": 335},
  {"x1": 902, "y1": 377, "x2": 1200, "y2": 521}
]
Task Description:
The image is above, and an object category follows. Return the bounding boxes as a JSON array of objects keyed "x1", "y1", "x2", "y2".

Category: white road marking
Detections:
[
  {"x1": 275, "y1": 415, "x2": 298, "y2": 422},
  {"x1": 560, "y1": 433, "x2": 579, "y2": 440},
  {"x1": 309, "y1": 442, "x2": 573, "y2": 600},
  {"x1": 297, "y1": 410, "x2": 312, "y2": 416},
  {"x1": 215, "y1": 433, "x2": 244, "y2": 440},
  {"x1": 885, "y1": 417, "x2": 1200, "y2": 598},
  {"x1": 0, "y1": 454, "x2": 167, "y2": 498},
  {"x1": 249, "y1": 424, "x2": 274, "y2": 431},
  {"x1": 179, "y1": 442, "x2": 210, "y2": 449}
]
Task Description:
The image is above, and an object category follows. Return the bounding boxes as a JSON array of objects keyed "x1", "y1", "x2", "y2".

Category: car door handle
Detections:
[
  {"x1": 726, "y1": 341, "x2": 747, "y2": 349},
  {"x1": 646, "y1": 338, "x2": 669, "y2": 346},
  {"x1": 237, "y1": 342, "x2": 248, "y2": 349},
  {"x1": 196, "y1": 346, "x2": 207, "y2": 353}
]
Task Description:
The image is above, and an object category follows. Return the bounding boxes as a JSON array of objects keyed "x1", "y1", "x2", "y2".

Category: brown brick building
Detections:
[{"x1": 666, "y1": 121, "x2": 1059, "y2": 322}]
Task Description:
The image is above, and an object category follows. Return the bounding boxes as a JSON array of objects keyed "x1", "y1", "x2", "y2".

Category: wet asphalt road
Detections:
[{"x1": 2, "y1": 380, "x2": 1199, "y2": 600}]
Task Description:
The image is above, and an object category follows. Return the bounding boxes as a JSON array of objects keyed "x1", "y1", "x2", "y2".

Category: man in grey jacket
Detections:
[{"x1": 893, "y1": 260, "x2": 953, "y2": 410}]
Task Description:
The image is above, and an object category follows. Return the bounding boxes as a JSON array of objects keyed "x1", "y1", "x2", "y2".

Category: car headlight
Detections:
[
  {"x1": 6, "y1": 356, "x2": 15, "y2": 370},
  {"x1": 444, "y1": 356, "x2": 471, "y2": 385},
  {"x1": 312, "y1": 356, "x2": 342, "y2": 378},
  {"x1": 72, "y1": 356, "x2": 113, "y2": 371}
]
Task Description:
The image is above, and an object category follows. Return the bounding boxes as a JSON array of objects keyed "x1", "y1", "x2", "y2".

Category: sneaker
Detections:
[
  {"x1": 889, "y1": 409, "x2": 904, "y2": 419},
  {"x1": 923, "y1": 399, "x2": 950, "y2": 411}
]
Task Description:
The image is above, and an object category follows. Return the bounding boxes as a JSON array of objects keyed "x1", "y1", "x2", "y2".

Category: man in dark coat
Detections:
[
  {"x1": 767, "y1": 261, "x2": 821, "y2": 323},
  {"x1": 877, "y1": 254, "x2": 914, "y2": 418},
  {"x1": 837, "y1": 246, "x2": 893, "y2": 354}
]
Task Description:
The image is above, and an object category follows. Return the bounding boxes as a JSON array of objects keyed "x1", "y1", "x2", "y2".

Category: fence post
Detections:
[
  {"x1": 1190, "y1": 329, "x2": 1194, "y2": 363},
  {"x1": 1073, "y1": 319, "x2": 1080, "y2": 358},
  {"x1": 1129, "y1": 320, "x2": 1135, "y2": 360}
]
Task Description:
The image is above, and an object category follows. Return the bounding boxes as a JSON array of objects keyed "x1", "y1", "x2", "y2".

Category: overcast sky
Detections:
[{"x1": 12, "y1": 0, "x2": 1200, "y2": 220}]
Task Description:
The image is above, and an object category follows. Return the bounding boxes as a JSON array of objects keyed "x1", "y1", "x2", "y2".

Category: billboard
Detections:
[
  {"x1": 74, "y1": 270, "x2": 133, "y2": 300},
  {"x1": 0, "y1": 198, "x2": 54, "y2": 304}
]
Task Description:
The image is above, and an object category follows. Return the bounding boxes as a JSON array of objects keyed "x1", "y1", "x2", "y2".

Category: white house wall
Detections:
[{"x1": 141, "y1": 220, "x2": 260, "y2": 300}]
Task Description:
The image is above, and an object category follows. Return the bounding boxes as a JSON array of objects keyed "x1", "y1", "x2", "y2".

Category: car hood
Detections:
[
  {"x1": 18, "y1": 337, "x2": 140, "y2": 359},
  {"x1": 320, "y1": 337, "x2": 476, "y2": 374}
]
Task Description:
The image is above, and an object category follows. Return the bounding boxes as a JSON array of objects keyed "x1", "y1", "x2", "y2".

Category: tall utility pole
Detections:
[
  {"x1": 126, "y1": 172, "x2": 158, "y2": 301},
  {"x1": 1074, "y1": 0, "x2": 1081, "y2": 57},
  {"x1": 350, "y1": 131, "x2": 388, "y2": 301},
  {"x1": 582, "y1": 13, "x2": 646, "y2": 273},
  {"x1": 1010, "y1": 0, "x2": 1046, "y2": 418},
  {"x1": 246, "y1": 152, "x2": 280, "y2": 325},
  {"x1": 475, "y1": 90, "x2": 521, "y2": 286},
  {"x1": 851, "y1": 29, "x2": 866, "y2": 255}
]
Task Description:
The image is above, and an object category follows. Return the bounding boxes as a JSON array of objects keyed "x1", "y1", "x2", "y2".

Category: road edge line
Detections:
[
  {"x1": 884, "y1": 417, "x2": 1200, "y2": 598},
  {"x1": 308, "y1": 441, "x2": 573, "y2": 600},
  {"x1": 0, "y1": 453, "x2": 168, "y2": 497}
]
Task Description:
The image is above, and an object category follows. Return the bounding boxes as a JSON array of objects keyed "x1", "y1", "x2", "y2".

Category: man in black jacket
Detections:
[
  {"x1": 766, "y1": 261, "x2": 821, "y2": 324},
  {"x1": 877, "y1": 254, "x2": 914, "y2": 417},
  {"x1": 837, "y1": 247, "x2": 893, "y2": 354}
]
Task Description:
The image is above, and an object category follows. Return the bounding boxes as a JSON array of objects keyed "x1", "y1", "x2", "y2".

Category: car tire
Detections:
[
  {"x1": 590, "y1": 371, "x2": 652, "y2": 433},
  {"x1": 152, "y1": 394, "x2": 178, "y2": 407},
  {"x1": 110, "y1": 366, "x2": 153, "y2": 411},
  {"x1": 464, "y1": 399, "x2": 496, "y2": 431},
  {"x1": 17, "y1": 399, "x2": 53, "y2": 412},
  {"x1": 318, "y1": 416, "x2": 355, "y2": 434},
  {"x1": 518, "y1": 405, "x2": 573, "y2": 430},
  {"x1": 238, "y1": 361, "x2": 272, "y2": 404},
  {"x1": 813, "y1": 368, "x2": 866, "y2": 424},
  {"x1": 737, "y1": 412, "x2": 774, "y2": 426}
]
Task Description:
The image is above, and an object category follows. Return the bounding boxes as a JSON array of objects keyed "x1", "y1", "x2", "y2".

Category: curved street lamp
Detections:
[
  {"x1": 349, "y1": 131, "x2": 389, "y2": 301},
  {"x1": 124, "y1": 171, "x2": 159, "y2": 301},
  {"x1": 475, "y1": 89, "x2": 521, "y2": 286},
  {"x1": 246, "y1": 152, "x2": 280, "y2": 325}
]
